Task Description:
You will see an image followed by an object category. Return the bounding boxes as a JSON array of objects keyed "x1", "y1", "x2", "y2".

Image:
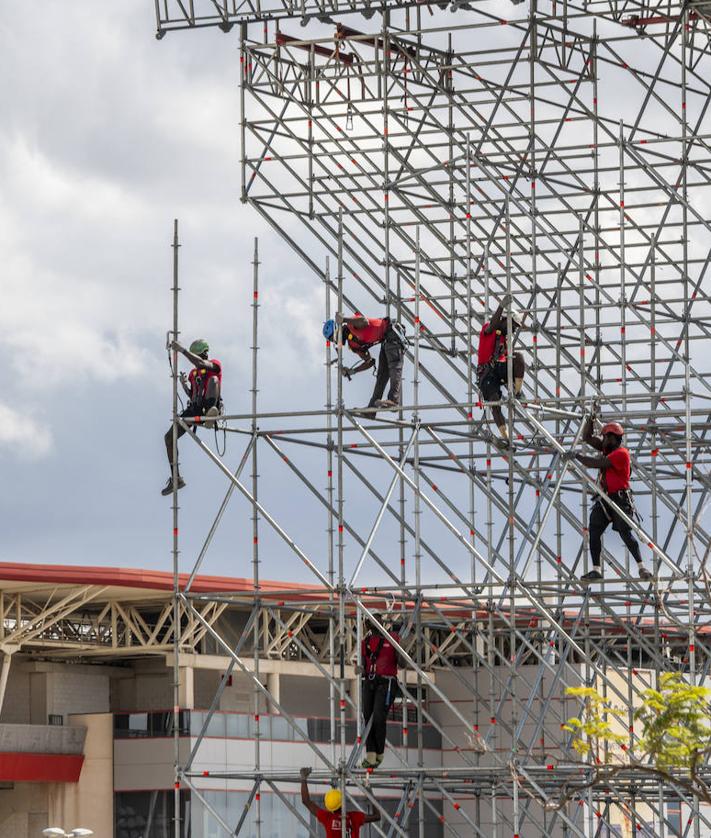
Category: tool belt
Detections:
[{"x1": 595, "y1": 489, "x2": 641, "y2": 527}]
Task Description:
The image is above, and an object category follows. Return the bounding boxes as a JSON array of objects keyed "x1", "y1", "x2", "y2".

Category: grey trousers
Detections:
[{"x1": 368, "y1": 339, "x2": 404, "y2": 406}]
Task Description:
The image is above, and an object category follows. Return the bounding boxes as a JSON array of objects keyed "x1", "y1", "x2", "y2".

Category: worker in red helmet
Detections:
[
  {"x1": 564, "y1": 416, "x2": 653, "y2": 582},
  {"x1": 477, "y1": 293, "x2": 526, "y2": 442}
]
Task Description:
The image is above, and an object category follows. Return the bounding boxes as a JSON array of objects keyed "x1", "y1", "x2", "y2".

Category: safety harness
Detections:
[
  {"x1": 477, "y1": 330, "x2": 508, "y2": 381},
  {"x1": 364, "y1": 633, "x2": 385, "y2": 680}
]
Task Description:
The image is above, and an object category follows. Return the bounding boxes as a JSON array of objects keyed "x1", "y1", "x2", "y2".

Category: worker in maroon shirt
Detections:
[
  {"x1": 300, "y1": 768, "x2": 380, "y2": 836},
  {"x1": 359, "y1": 614, "x2": 403, "y2": 769},
  {"x1": 477, "y1": 294, "x2": 525, "y2": 442},
  {"x1": 565, "y1": 417, "x2": 653, "y2": 582},
  {"x1": 322, "y1": 313, "x2": 406, "y2": 414},
  {"x1": 162, "y1": 339, "x2": 222, "y2": 496}
]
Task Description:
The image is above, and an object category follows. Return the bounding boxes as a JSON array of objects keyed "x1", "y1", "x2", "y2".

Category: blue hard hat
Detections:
[{"x1": 323, "y1": 319, "x2": 336, "y2": 340}]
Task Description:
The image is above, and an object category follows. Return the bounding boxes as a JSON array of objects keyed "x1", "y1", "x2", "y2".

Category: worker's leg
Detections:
[
  {"x1": 610, "y1": 497, "x2": 644, "y2": 568},
  {"x1": 362, "y1": 679, "x2": 378, "y2": 765},
  {"x1": 588, "y1": 502, "x2": 610, "y2": 570},
  {"x1": 205, "y1": 377, "x2": 221, "y2": 411},
  {"x1": 164, "y1": 422, "x2": 187, "y2": 471},
  {"x1": 384, "y1": 340, "x2": 404, "y2": 405},
  {"x1": 479, "y1": 372, "x2": 506, "y2": 439},
  {"x1": 162, "y1": 420, "x2": 188, "y2": 495},
  {"x1": 371, "y1": 679, "x2": 389, "y2": 758},
  {"x1": 512, "y1": 352, "x2": 525, "y2": 395},
  {"x1": 368, "y1": 344, "x2": 389, "y2": 408}
]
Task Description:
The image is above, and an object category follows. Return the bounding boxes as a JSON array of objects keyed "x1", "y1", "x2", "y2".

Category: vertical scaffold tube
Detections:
[
  {"x1": 251, "y1": 237, "x2": 262, "y2": 837},
  {"x1": 171, "y1": 218, "x2": 181, "y2": 838},
  {"x1": 336, "y1": 209, "x2": 347, "y2": 834}
]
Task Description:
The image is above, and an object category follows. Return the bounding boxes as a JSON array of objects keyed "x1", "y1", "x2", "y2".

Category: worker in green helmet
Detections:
[{"x1": 162, "y1": 339, "x2": 222, "y2": 496}]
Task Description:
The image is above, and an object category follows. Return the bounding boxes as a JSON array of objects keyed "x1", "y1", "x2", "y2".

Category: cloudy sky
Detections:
[
  {"x1": 0, "y1": 3, "x2": 336, "y2": 580},
  {"x1": 3, "y1": 4, "x2": 706, "y2": 588}
]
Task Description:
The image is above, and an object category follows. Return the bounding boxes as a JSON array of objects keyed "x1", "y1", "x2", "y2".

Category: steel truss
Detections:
[{"x1": 159, "y1": 0, "x2": 711, "y2": 835}]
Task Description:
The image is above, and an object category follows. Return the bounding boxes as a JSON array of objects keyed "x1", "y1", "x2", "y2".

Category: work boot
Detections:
[
  {"x1": 351, "y1": 406, "x2": 375, "y2": 417},
  {"x1": 161, "y1": 476, "x2": 186, "y2": 496},
  {"x1": 580, "y1": 568, "x2": 603, "y2": 582},
  {"x1": 638, "y1": 565, "x2": 654, "y2": 581},
  {"x1": 204, "y1": 405, "x2": 220, "y2": 430},
  {"x1": 374, "y1": 399, "x2": 397, "y2": 410},
  {"x1": 375, "y1": 753, "x2": 384, "y2": 767},
  {"x1": 361, "y1": 752, "x2": 377, "y2": 769}
]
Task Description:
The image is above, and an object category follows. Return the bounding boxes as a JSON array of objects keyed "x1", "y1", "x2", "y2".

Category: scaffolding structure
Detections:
[{"x1": 157, "y1": 0, "x2": 711, "y2": 834}]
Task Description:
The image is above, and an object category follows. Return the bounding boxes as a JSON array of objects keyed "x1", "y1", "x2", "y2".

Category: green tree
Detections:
[{"x1": 552, "y1": 672, "x2": 711, "y2": 808}]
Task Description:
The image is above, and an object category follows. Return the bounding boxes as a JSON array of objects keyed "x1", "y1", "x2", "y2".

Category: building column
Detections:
[
  {"x1": 266, "y1": 672, "x2": 280, "y2": 713},
  {"x1": 178, "y1": 665, "x2": 194, "y2": 709},
  {"x1": 0, "y1": 645, "x2": 18, "y2": 717}
]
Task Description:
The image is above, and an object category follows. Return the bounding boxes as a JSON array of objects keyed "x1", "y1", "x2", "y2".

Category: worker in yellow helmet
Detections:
[{"x1": 300, "y1": 767, "x2": 380, "y2": 835}]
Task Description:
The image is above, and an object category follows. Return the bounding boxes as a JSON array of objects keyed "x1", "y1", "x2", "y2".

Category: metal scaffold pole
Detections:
[{"x1": 157, "y1": 3, "x2": 711, "y2": 835}]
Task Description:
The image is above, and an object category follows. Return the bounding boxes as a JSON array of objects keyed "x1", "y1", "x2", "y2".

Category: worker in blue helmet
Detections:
[
  {"x1": 323, "y1": 313, "x2": 407, "y2": 415},
  {"x1": 162, "y1": 339, "x2": 223, "y2": 496}
]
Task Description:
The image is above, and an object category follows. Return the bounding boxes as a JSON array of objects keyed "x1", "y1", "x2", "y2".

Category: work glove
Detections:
[{"x1": 559, "y1": 450, "x2": 577, "y2": 463}]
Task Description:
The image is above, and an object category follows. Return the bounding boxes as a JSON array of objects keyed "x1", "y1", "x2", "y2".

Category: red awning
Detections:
[{"x1": 0, "y1": 753, "x2": 84, "y2": 782}]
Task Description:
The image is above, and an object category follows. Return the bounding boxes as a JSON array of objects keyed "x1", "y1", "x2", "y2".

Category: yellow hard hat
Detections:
[{"x1": 324, "y1": 788, "x2": 342, "y2": 812}]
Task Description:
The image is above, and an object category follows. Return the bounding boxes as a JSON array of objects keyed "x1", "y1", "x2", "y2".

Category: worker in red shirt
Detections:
[
  {"x1": 323, "y1": 313, "x2": 406, "y2": 414},
  {"x1": 360, "y1": 614, "x2": 403, "y2": 769},
  {"x1": 162, "y1": 339, "x2": 222, "y2": 496},
  {"x1": 477, "y1": 294, "x2": 525, "y2": 442},
  {"x1": 565, "y1": 417, "x2": 653, "y2": 582},
  {"x1": 300, "y1": 768, "x2": 380, "y2": 836}
]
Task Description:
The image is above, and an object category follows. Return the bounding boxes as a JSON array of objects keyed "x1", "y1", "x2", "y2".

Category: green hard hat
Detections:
[{"x1": 189, "y1": 339, "x2": 209, "y2": 355}]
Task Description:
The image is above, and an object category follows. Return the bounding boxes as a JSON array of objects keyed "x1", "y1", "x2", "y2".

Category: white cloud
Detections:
[{"x1": 0, "y1": 403, "x2": 52, "y2": 460}]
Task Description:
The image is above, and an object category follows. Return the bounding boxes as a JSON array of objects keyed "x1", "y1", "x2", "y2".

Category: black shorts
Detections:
[
  {"x1": 478, "y1": 362, "x2": 507, "y2": 401},
  {"x1": 181, "y1": 403, "x2": 206, "y2": 418}
]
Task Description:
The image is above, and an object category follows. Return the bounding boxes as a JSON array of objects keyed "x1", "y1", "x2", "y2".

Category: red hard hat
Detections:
[{"x1": 601, "y1": 422, "x2": 624, "y2": 437}]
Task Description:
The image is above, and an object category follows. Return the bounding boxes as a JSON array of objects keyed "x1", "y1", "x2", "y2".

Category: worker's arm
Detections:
[
  {"x1": 171, "y1": 341, "x2": 220, "y2": 373},
  {"x1": 575, "y1": 453, "x2": 612, "y2": 469},
  {"x1": 364, "y1": 808, "x2": 381, "y2": 824},
  {"x1": 484, "y1": 293, "x2": 511, "y2": 334},
  {"x1": 336, "y1": 312, "x2": 369, "y2": 330},
  {"x1": 300, "y1": 768, "x2": 319, "y2": 816},
  {"x1": 179, "y1": 372, "x2": 191, "y2": 396},
  {"x1": 347, "y1": 350, "x2": 375, "y2": 375},
  {"x1": 581, "y1": 415, "x2": 604, "y2": 452}
]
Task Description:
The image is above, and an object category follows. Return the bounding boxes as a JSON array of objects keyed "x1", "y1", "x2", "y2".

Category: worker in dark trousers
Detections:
[
  {"x1": 300, "y1": 767, "x2": 380, "y2": 836},
  {"x1": 477, "y1": 294, "x2": 525, "y2": 442},
  {"x1": 360, "y1": 614, "x2": 402, "y2": 769},
  {"x1": 564, "y1": 417, "x2": 653, "y2": 582},
  {"x1": 162, "y1": 339, "x2": 222, "y2": 496},
  {"x1": 323, "y1": 313, "x2": 406, "y2": 414}
]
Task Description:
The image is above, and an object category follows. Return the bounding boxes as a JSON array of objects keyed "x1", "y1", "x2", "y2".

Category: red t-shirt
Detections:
[
  {"x1": 477, "y1": 322, "x2": 506, "y2": 367},
  {"x1": 346, "y1": 318, "x2": 389, "y2": 351},
  {"x1": 361, "y1": 632, "x2": 400, "y2": 678},
  {"x1": 317, "y1": 809, "x2": 366, "y2": 837},
  {"x1": 602, "y1": 446, "x2": 631, "y2": 494},
  {"x1": 188, "y1": 359, "x2": 222, "y2": 401}
]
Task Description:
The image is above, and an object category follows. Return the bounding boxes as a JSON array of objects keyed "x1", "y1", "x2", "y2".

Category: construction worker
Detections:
[
  {"x1": 564, "y1": 417, "x2": 653, "y2": 582},
  {"x1": 360, "y1": 613, "x2": 402, "y2": 769},
  {"x1": 323, "y1": 313, "x2": 406, "y2": 414},
  {"x1": 300, "y1": 767, "x2": 380, "y2": 835},
  {"x1": 161, "y1": 339, "x2": 222, "y2": 496},
  {"x1": 477, "y1": 293, "x2": 525, "y2": 441}
]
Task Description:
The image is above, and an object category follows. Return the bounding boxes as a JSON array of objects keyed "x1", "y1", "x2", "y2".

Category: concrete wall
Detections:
[
  {"x1": 0, "y1": 666, "x2": 30, "y2": 724},
  {"x1": 46, "y1": 713, "x2": 114, "y2": 838},
  {"x1": 0, "y1": 783, "x2": 48, "y2": 838}
]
